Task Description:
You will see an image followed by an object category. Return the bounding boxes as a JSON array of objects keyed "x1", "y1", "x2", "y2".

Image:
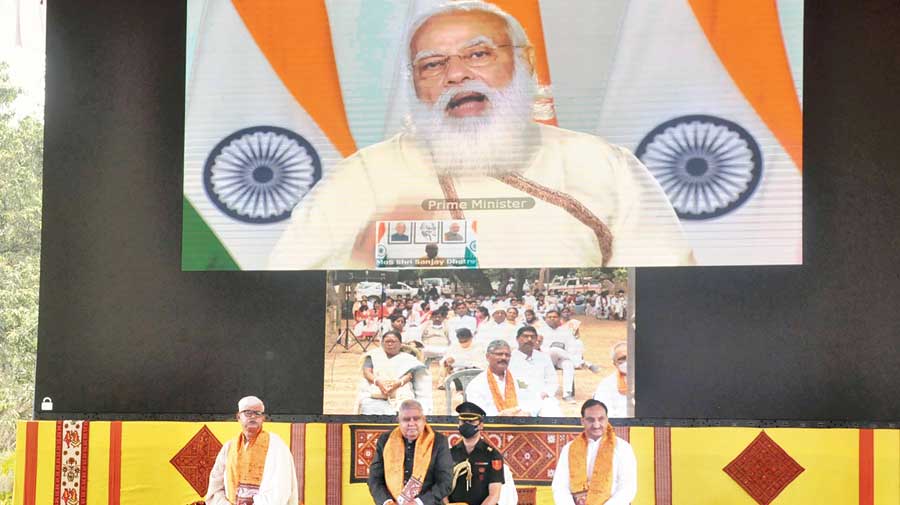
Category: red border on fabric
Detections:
[
  {"x1": 23, "y1": 421, "x2": 39, "y2": 505},
  {"x1": 326, "y1": 423, "x2": 342, "y2": 505},
  {"x1": 654, "y1": 426, "x2": 672, "y2": 505},
  {"x1": 291, "y1": 423, "x2": 306, "y2": 504},
  {"x1": 53, "y1": 421, "x2": 63, "y2": 504},
  {"x1": 859, "y1": 429, "x2": 874, "y2": 505},
  {"x1": 80, "y1": 422, "x2": 90, "y2": 505},
  {"x1": 614, "y1": 425, "x2": 631, "y2": 442},
  {"x1": 108, "y1": 421, "x2": 123, "y2": 505}
]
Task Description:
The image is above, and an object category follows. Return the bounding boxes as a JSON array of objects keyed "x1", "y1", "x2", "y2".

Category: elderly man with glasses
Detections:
[
  {"x1": 205, "y1": 396, "x2": 299, "y2": 505},
  {"x1": 593, "y1": 342, "x2": 630, "y2": 418},
  {"x1": 368, "y1": 399, "x2": 454, "y2": 505},
  {"x1": 269, "y1": 0, "x2": 693, "y2": 270}
]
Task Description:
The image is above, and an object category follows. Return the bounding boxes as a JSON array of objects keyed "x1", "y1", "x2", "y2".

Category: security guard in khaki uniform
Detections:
[{"x1": 446, "y1": 402, "x2": 505, "y2": 505}]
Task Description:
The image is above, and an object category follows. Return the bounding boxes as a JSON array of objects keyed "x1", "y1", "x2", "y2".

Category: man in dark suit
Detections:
[{"x1": 368, "y1": 399, "x2": 453, "y2": 505}]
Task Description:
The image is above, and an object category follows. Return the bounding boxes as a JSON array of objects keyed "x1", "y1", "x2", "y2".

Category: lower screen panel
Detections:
[{"x1": 323, "y1": 268, "x2": 634, "y2": 419}]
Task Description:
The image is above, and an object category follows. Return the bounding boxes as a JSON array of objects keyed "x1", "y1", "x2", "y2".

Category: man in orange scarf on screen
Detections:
[
  {"x1": 592, "y1": 342, "x2": 630, "y2": 418},
  {"x1": 205, "y1": 396, "x2": 298, "y2": 505},
  {"x1": 368, "y1": 399, "x2": 453, "y2": 505},
  {"x1": 464, "y1": 340, "x2": 527, "y2": 417},
  {"x1": 551, "y1": 400, "x2": 637, "y2": 505}
]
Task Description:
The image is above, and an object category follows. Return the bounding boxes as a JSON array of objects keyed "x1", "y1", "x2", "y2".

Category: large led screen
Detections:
[
  {"x1": 182, "y1": 0, "x2": 804, "y2": 270},
  {"x1": 323, "y1": 268, "x2": 634, "y2": 418}
]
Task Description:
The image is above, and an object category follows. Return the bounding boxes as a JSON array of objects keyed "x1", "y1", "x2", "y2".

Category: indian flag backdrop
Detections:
[
  {"x1": 183, "y1": 0, "x2": 802, "y2": 270},
  {"x1": 183, "y1": 0, "x2": 355, "y2": 270},
  {"x1": 590, "y1": 0, "x2": 803, "y2": 265}
]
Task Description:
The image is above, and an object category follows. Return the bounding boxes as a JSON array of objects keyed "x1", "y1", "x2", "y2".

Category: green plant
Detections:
[
  {"x1": 0, "y1": 451, "x2": 14, "y2": 505},
  {"x1": 0, "y1": 61, "x2": 43, "y2": 454}
]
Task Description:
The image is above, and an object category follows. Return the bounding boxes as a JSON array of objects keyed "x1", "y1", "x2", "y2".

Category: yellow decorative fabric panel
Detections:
[{"x1": 13, "y1": 421, "x2": 899, "y2": 505}]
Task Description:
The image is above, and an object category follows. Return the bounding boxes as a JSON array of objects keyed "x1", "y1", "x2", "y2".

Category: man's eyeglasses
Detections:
[
  {"x1": 411, "y1": 44, "x2": 527, "y2": 80},
  {"x1": 240, "y1": 410, "x2": 265, "y2": 418}
]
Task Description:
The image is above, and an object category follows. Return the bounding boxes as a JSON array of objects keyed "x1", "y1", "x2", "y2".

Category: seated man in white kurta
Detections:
[
  {"x1": 441, "y1": 327, "x2": 486, "y2": 374},
  {"x1": 508, "y1": 325, "x2": 562, "y2": 416},
  {"x1": 475, "y1": 308, "x2": 518, "y2": 348},
  {"x1": 446, "y1": 300, "x2": 478, "y2": 336},
  {"x1": 268, "y1": 1, "x2": 693, "y2": 270},
  {"x1": 537, "y1": 310, "x2": 599, "y2": 401},
  {"x1": 593, "y1": 342, "x2": 630, "y2": 418},
  {"x1": 551, "y1": 399, "x2": 637, "y2": 505},
  {"x1": 206, "y1": 396, "x2": 298, "y2": 505},
  {"x1": 419, "y1": 308, "x2": 452, "y2": 361}
]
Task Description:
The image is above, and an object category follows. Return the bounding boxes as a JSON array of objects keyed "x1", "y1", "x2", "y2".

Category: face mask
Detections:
[
  {"x1": 458, "y1": 422, "x2": 479, "y2": 438},
  {"x1": 617, "y1": 362, "x2": 628, "y2": 375}
]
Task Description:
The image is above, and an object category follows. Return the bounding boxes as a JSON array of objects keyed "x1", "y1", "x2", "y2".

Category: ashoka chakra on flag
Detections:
[
  {"x1": 203, "y1": 126, "x2": 321, "y2": 223},
  {"x1": 635, "y1": 115, "x2": 762, "y2": 220}
]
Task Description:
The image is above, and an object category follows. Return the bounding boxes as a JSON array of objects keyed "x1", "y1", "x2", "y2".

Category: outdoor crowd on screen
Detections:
[{"x1": 353, "y1": 279, "x2": 630, "y2": 417}]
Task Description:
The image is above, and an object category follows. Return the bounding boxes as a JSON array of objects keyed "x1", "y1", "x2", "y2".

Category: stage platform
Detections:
[{"x1": 13, "y1": 421, "x2": 899, "y2": 504}]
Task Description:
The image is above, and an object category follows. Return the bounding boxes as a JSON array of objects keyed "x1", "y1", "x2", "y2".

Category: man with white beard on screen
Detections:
[{"x1": 268, "y1": 1, "x2": 693, "y2": 269}]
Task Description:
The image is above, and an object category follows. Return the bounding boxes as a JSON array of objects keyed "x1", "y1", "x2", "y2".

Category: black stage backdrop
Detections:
[{"x1": 35, "y1": 1, "x2": 900, "y2": 422}]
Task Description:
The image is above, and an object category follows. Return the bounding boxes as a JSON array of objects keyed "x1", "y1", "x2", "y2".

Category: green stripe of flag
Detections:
[{"x1": 181, "y1": 196, "x2": 240, "y2": 271}]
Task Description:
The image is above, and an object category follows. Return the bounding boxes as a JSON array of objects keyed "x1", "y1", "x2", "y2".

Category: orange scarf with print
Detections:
[
  {"x1": 225, "y1": 431, "x2": 269, "y2": 504},
  {"x1": 568, "y1": 423, "x2": 616, "y2": 505},
  {"x1": 384, "y1": 424, "x2": 435, "y2": 501},
  {"x1": 486, "y1": 370, "x2": 518, "y2": 412},
  {"x1": 617, "y1": 370, "x2": 627, "y2": 395}
]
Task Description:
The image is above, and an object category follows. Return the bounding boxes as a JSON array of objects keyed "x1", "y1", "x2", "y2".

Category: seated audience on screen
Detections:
[
  {"x1": 509, "y1": 325, "x2": 562, "y2": 416},
  {"x1": 474, "y1": 309, "x2": 517, "y2": 348},
  {"x1": 610, "y1": 290, "x2": 628, "y2": 320},
  {"x1": 359, "y1": 331, "x2": 430, "y2": 415},
  {"x1": 505, "y1": 307, "x2": 524, "y2": 329},
  {"x1": 561, "y1": 306, "x2": 582, "y2": 337},
  {"x1": 465, "y1": 340, "x2": 527, "y2": 417},
  {"x1": 475, "y1": 305, "x2": 491, "y2": 327},
  {"x1": 419, "y1": 307, "x2": 451, "y2": 360},
  {"x1": 447, "y1": 300, "x2": 478, "y2": 336},
  {"x1": 537, "y1": 310, "x2": 599, "y2": 402},
  {"x1": 593, "y1": 342, "x2": 629, "y2": 418},
  {"x1": 441, "y1": 327, "x2": 486, "y2": 385}
]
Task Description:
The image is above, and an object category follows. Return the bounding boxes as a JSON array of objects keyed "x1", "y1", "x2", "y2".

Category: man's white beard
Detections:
[{"x1": 409, "y1": 65, "x2": 539, "y2": 177}]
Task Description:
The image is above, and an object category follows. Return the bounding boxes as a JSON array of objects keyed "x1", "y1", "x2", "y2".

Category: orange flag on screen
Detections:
[
  {"x1": 491, "y1": 0, "x2": 557, "y2": 125},
  {"x1": 182, "y1": 0, "x2": 356, "y2": 270},
  {"x1": 233, "y1": 0, "x2": 357, "y2": 158},
  {"x1": 688, "y1": 0, "x2": 803, "y2": 172},
  {"x1": 592, "y1": 0, "x2": 803, "y2": 266}
]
